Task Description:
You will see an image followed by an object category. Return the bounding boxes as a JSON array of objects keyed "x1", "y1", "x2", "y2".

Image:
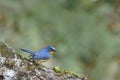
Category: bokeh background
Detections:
[{"x1": 0, "y1": 0, "x2": 120, "y2": 80}]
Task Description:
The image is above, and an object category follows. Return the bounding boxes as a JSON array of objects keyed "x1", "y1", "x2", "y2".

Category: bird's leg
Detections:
[
  {"x1": 28, "y1": 54, "x2": 35, "y2": 62},
  {"x1": 29, "y1": 55, "x2": 39, "y2": 65}
]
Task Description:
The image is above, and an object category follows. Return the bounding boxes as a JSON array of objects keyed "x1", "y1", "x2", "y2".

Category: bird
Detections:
[{"x1": 20, "y1": 46, "x2": 56, "y2": 62}]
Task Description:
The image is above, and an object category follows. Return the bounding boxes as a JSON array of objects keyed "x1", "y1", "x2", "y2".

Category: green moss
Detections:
[{"x1": 53, "y1": 66, "x2": 86, "y2": 78}]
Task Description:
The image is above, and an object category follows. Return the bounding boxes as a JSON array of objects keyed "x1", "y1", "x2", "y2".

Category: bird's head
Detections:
[{"x1": 46, "y1": 46, "x2": 56, "y2": 55}]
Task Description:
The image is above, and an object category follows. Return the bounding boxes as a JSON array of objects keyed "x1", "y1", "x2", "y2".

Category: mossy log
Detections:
[{"x1": 0, "y1": 42, "x2": 87, "y2": 80}]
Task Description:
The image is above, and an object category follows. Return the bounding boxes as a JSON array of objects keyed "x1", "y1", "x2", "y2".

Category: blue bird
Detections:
[{"x1": 20, "y1": 46, "x2": 56, "y2": 62}]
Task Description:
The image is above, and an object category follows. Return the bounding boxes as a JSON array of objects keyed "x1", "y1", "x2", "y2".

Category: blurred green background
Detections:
[{"x1": 0, "y1": 0, "x2": 120, "y2": 80}]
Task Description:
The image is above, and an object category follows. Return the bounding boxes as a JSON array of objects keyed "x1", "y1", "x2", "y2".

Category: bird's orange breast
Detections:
[{"x1": 50, "y1": 51, "x2": 55, "y2": 55}]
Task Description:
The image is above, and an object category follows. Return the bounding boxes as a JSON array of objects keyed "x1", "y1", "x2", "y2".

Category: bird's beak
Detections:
[{"x1": 50, "y1": 51, "x2": 55, "y2": 55}]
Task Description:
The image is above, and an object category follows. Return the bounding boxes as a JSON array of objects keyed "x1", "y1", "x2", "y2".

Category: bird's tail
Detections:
[{"x1": 20, "y1": 48, "x2": 35, "y2": 54}]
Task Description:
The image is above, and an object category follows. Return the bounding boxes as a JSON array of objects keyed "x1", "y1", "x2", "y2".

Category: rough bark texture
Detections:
[{"x1": 0, "y1": 42, "x2": 87, "y2": 80}]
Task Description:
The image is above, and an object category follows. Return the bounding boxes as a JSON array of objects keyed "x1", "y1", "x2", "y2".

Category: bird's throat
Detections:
[{"x1": 50, "y1": 51, "x2": 54, "y2": 55}]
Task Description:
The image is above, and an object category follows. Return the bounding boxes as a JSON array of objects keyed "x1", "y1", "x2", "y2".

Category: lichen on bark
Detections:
[{"x1": 0, "y1": 41, "x2": 87, "y2": 80}]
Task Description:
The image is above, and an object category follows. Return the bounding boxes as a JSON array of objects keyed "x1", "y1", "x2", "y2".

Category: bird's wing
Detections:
[{"x1": 33, "y1": 50, "x2": 51, "y2": 60}]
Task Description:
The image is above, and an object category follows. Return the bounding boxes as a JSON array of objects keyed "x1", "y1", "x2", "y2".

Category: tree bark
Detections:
[{"x1": 0, "y1": 42, "x2": 87, "y2": 80}]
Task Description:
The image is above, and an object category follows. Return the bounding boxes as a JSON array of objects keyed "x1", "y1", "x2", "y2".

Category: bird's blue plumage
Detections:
[
  {"x1": 33, "y1": 49, "x2": 51, "y2": 60},
  {"x1": 20, "y1": 46, "x2": 56, "y2": 61}
]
